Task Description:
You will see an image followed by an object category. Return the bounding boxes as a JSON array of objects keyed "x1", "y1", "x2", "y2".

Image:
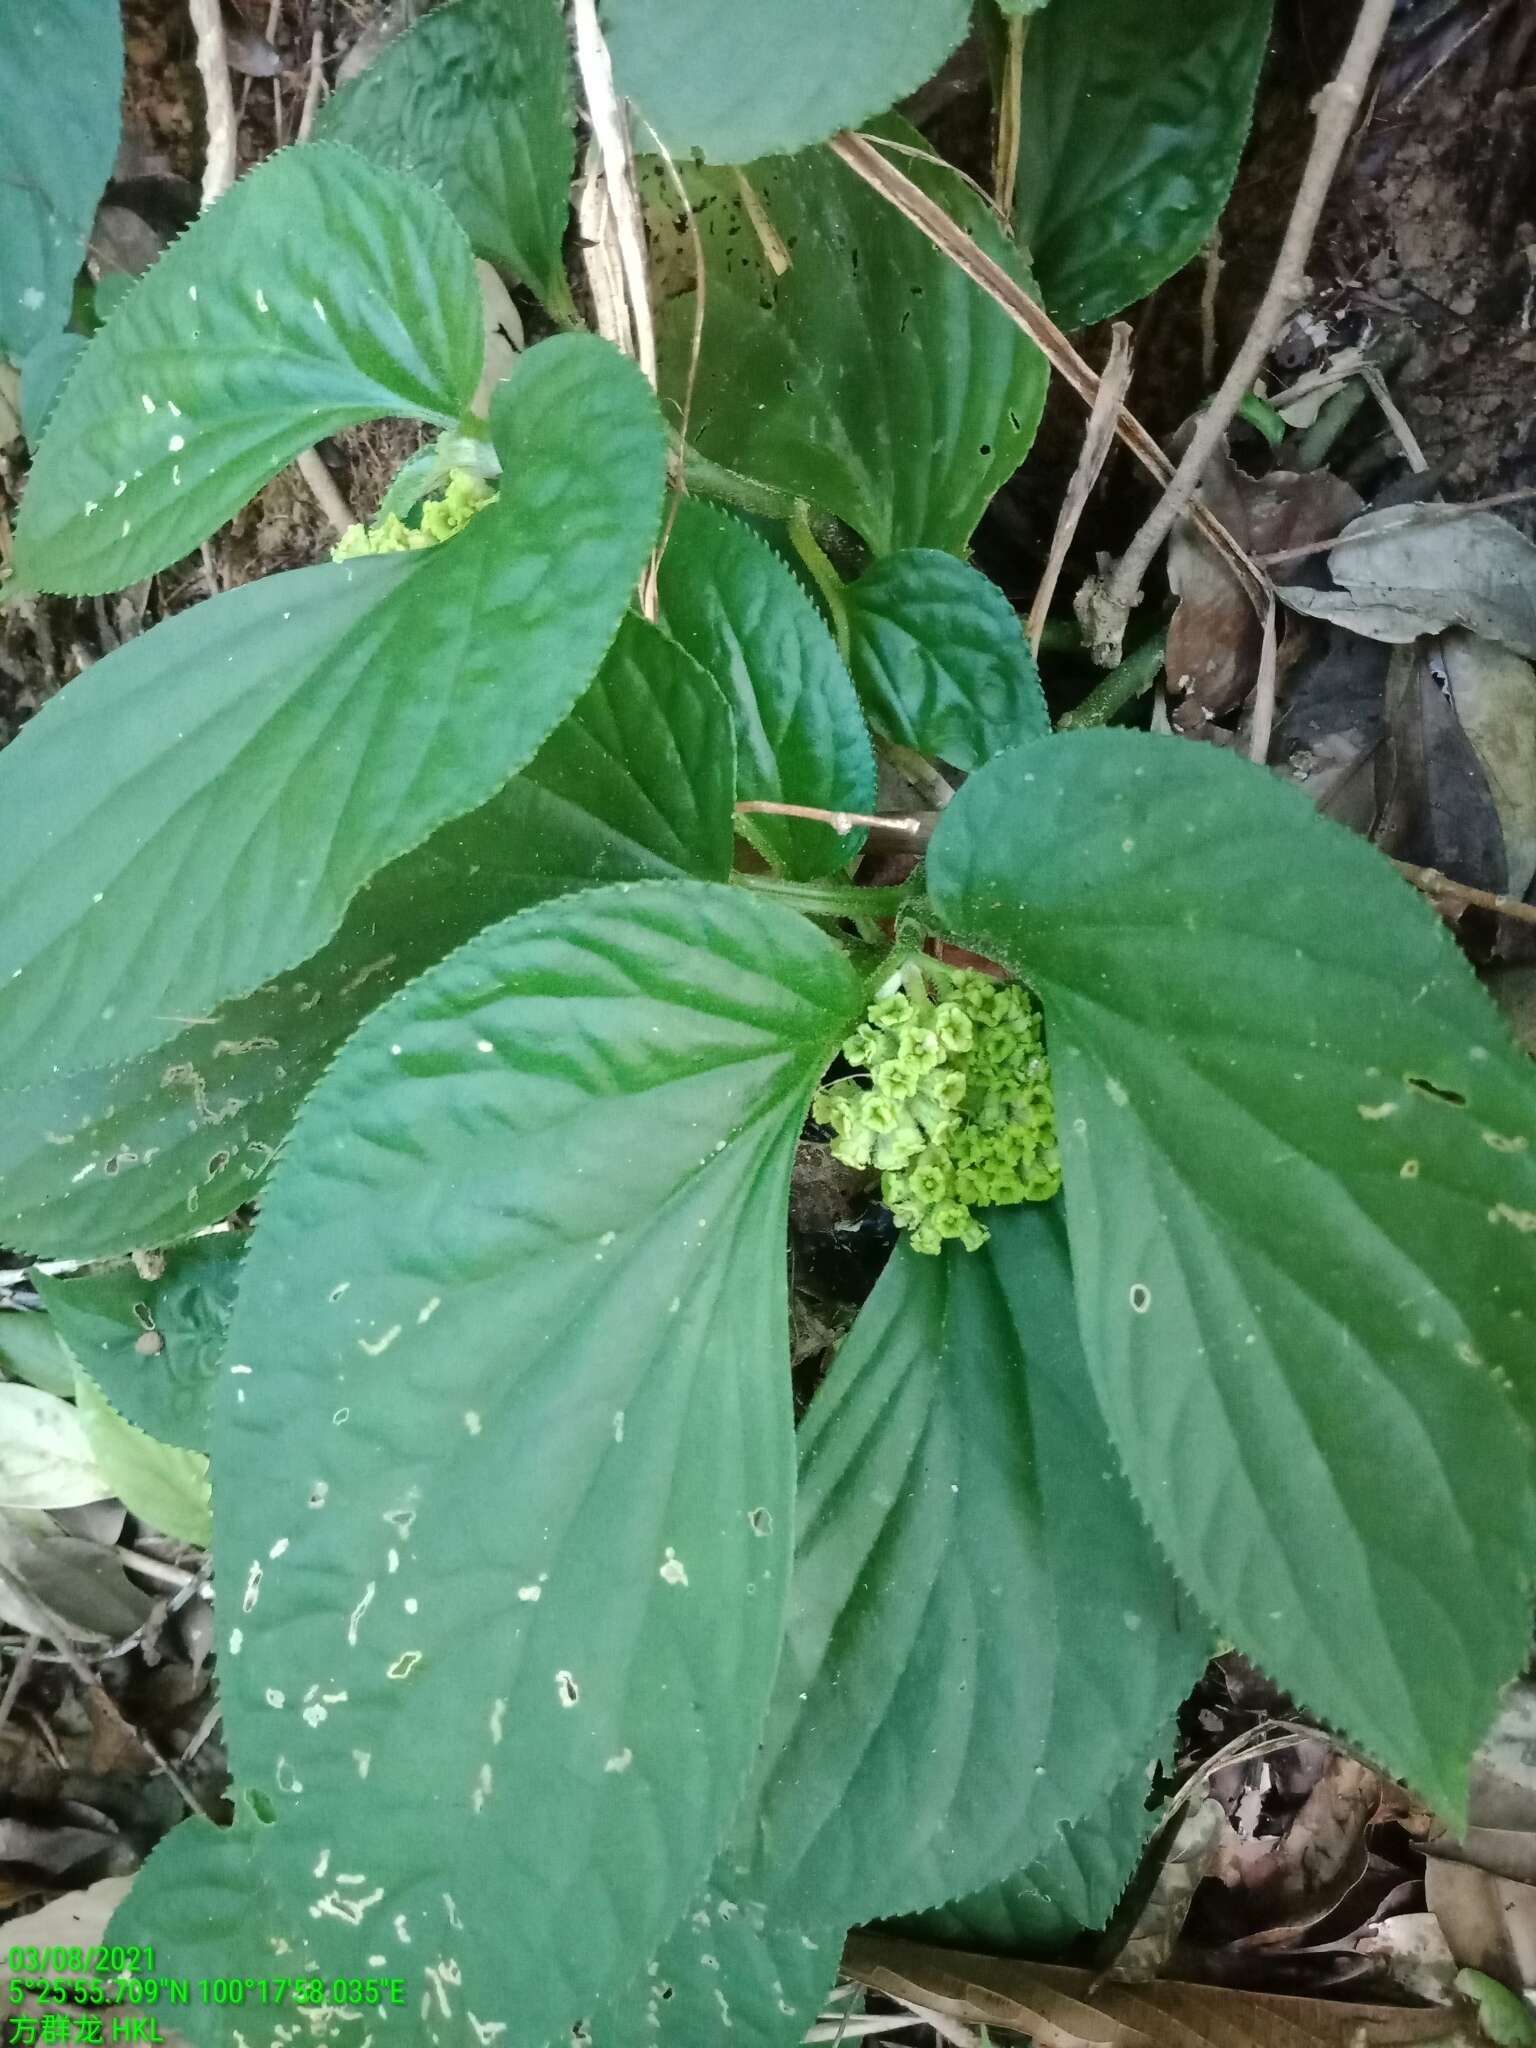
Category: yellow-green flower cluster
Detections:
[
  {"x1": 813, "y1": 968, "x2": 1060, "y2": 1256},
  {"x1": 332, "y1": 469, "x2": 497, "y2": 561}
]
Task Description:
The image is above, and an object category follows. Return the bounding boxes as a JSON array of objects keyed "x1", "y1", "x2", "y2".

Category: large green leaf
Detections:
[
  {"x1": 0, "y1": 0, "x2": 121, "y2": 363},
  {"x1": 315, "y1": 0, "x2": 574, "y2": 309},
  {"x1": 106, "y1": 1817, "x2": 369, "y2": 2048},
  {"x1": 929, "y1": 733, "x2": 1536, "y2": 1816},
  {"x1": 744, "y1": 1203, "x2": 1202, "y2": 1925},
  {"x1": 1013, "y1": 0, "x2": 1273, "y2": 329},
  {"x1": 897, "y1": 1763, "x2": 1162, "y2": 1953},
  {"x1": 0, "y1": 610, "x2": 731, "y2": 1258},
  {"x1": 652, "y1": 122, "x2": 1048, "y2": 556},
  {"x1": 15, "y1": 144, "x2": 483, "y2": 593},
  {"x1": 656, "y1": 500, "x2": 875, "y2": 877},
  {"x1": 36, "y1": 1236, "x2": 244, "y2": 1452},
  {"x1": 605, "y1": 0, "x2": 967, "y2": 163},
  {"x1": 844, "y1": 549, "x2": 1047, "y2": 771},
  {"x1": 0, "y1": 337, "x2": 664, "y2": 1091},
  {"x1": 558, "y1": 1875, "x2": 842, "y2": 2047},
  {"x1": 210, "y1": 882, "x2": 862, "y2": 2036}
]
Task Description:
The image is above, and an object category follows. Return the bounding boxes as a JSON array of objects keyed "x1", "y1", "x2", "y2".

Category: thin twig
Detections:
[
  {"x1": 1393, "y1": 859, "x2": 1536, "y2": 931},
  {"x1": 571, "y1": 0, "x2": 655, "y2": 388},
  {"x1": 297, "y1": 27, "x2": 326, "y2": 143},
  {"x1": 992, "y1": 13, "x2": 1026, "y2": 222},
  {"x1": 735, "y1": 801, "x2": 925, "y2": 838},
  {"x1": 825, "y1": 131, "x2": 1265, "y2": 611},
  {"x1": 1056, "y1": 631, "x2": 1168, "y2": 731},
  {"x1": 0, "y1": 1634, "x2": 39, "y2": 1747},
  {"x1": 1028, "y1": 321, "x2": 1133, "y2": 657},
  {"x1": 1259, "y1": 486, "x2": 1536, "y2": 567},
  {"x1": 876, "y1": 737, "x2": 957, "y2": 811},
  {"x1": 188, "y1": 0, "x2": 239, "y2": 209},
  {"x1": 1089, "y1": 0, "x2": 1395, "y2": 665},
  {"x1": 295, "y1": 448, "x2": 355, "y2": 533},
  {"x1": 1200, "y1": 227, "x2": 1223, "y2": 387},
  {"x1": 850, "y1": 132, "x2": 1009, "y2": 230},
  {"x1": 1247, "y1": 590, "x2": 1281, "y2": 765}
]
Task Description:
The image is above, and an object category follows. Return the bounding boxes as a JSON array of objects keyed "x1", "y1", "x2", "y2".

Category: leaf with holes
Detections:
[
  {"x1": 897, "y1": 1762, "x2": 1165, "y2": 1953},
  {"x1": 16, "y1": 144, "x2": 483, "y2": 593},
  {"x1": 843, "y1": 549, "x2": 1047, "y2": 771},
  {"x1": 656, "y1": 501, "x2": 874, "y2": 877},
  {"x1": 105, "y1": 1818, "x2": 369, "y2": 2048},
  {"x1": 604, "y1": 0, "x2": 968, "y2": 163},
  {"x1": 0, "y1": 610, "x2": 730, "y2": 1259},
  {"x1": 1013, "y1": 0, "x2": 1272, "y2": 329},
  {"x1": 929, "y1": 732, "x2": 1536, "y2": 1817},
  {"x1": 316, "y1": 0, "x2": 575, "y2": 310},
  {"x1": 36, "y1": 1237, "x2": 245, "y2": 1452},
  {"x1": 650, "y1": 121, "x2": 1048, "y2": 556},
  {"x1": 210, "y1": 882, "x2": 863, "y2": 2037},
  {"x1": 0, "y1": 336, "x2": 664, "y2": 1092},
  {"x1": 0, "y1": 0, "x2": 121, "y2": 363},
  {"x1": 742, "y1": 1203, "x2": 1202, "y2": 1925},
  {"x1": 556, "y1": 1876, "x2": 842, "y2": 2047}
]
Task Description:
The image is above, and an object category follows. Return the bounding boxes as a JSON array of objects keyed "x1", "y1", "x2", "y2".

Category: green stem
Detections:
[
  {"x1": 673, "y1": 440, "x2": 803, "y2": 523},
  {"x1": 732, "y1": 874, "x2": 913, "y2": 920},
  {"x1": 1057, "y1": 630, "x2": 1167, "y2": 730},
  {"x1": 788, "y1": 505, "x2": 851, "y2": 658}
]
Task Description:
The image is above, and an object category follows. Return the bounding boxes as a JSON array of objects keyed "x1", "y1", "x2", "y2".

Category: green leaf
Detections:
[
  {"x1": 896, "y1": 1765, "x2": 1162, "y2": 1953},
  {"x1": 558, "y1": 1877, "x2": 842, "y2": 2046},
  {"x1": 0, "y1": 1312, "x2": 78, "y2": 1399},
  {"x1": 0, "y1": 0, "x2": 122, "y2": 362},
  {"x1": 0, "y1": 336, "x2": 665, "y2": 1090},
  {"x1": 36, "y1": 1237, "x2": 244, "y2": 1452},
  {"x1": 928, "y1": 732, "x2": 1536, "y2": 1816},
  {"x1": 106, "y1": 1818, "x2": 369, "y2": 2048},
  {"x1": 20, "y1": 332, "x2": 87, "y2": 448},
  {"x1": 652, "y1": 122, "x2": 1048, "y2": 556},
  {"x1": 1013, "y1": 0, "x2": 1272, "y2": 329},
  {"x1": 315, "y1": 0, "x2": 574, "y2": 309},
  {"x1": 0, "y1": 609, "x2": 730, "y2": 1258},
  {"x1": 73, "y1": 1371, "x2": 210, "y2": 1547},
  {"x1": 843, "y1": 549, "x2": 1047, "y2": 771},
  {"x1": 16, "y1": 144, "x2": 484, "y2": 593},
  {"x1": 745, "y1": 1204, "x2": 1202, "y2": 1925},
  {"x1": 211, "y1": 881, "x2": 863, "y2": 2035},
  {"x1": 605, "y1": 0, "x2": 967, "y2": 163},
  {"x1": 656, "y1": 501, "x2": 875, "y2": 877}
]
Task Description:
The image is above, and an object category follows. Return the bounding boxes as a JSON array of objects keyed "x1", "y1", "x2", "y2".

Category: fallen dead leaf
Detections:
[
  {"x1": 1425, "y1": 1858, "x2": 1536, "y2": 1990},
  {"x1": 1107, "y1": 1798, "x2": 1230, "y2": 1983},
  {"x1": 844, "y1": 1934, "x2": 1473, "y2": 2046},
  {"x1": 1373, "y1": 643, "x2": 1507, "y2": 893},
  {"x1": 1282, "y1": 508, "x2": 1536, "y2": 661}
]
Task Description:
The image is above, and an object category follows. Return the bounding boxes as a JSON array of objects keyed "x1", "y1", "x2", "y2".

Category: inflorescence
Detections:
[
  {"x1": 813, "y1": 965, "x2": 1060, "y2": 1256},
  {"x1": 332, "y1": 469, "x2": 497, "y2": 561}
]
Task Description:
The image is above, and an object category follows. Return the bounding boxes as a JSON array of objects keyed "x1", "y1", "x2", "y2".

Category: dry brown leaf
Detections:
[
  {"x1": 1212, "y1": 1754, "x2": 1380, "y2": 1950},
  {"x1": 1166, "y1": 456, "x2": 1361, "y2": 735},
  {"x1": 1108, "y1": 1797, "x2": 1228, "y2": 1983},
  {"x1": 845, "y1": 1935, "x2": 1471, "y2": 2047},
  {"x1": 1424, "y1": 1858, "x2": 1536, "y2": 1990}
]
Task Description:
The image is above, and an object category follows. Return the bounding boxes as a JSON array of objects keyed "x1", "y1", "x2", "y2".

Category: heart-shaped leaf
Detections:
[
  {"x1": 844, "y1": 549, "x2": 1047, "y2": 770},
  {"x1": 211, "y1": 881, "x2": 862, "y2": 2036},
  {"x1": 0, "y1": 610, "x2": 729, "y2": 1259},
  {"x1": 652, "y1": 122, "x2": 1048, "y2": 556},
  {"x1": 0, "y1": 335, "x2": 664, "y2": 1091},
  {"x1": 929, "y1": 732, "x2": 1536, "y2": 1815},
  {"x1": 315, "y1": 0, "x2": 575, "y2": 309},
  {"x1": 605, "y1": 0, "x2": 968, "y2": 163},
  {"x1": 1013, "y1": 0, "x2": 1273, "y2": 328},
  {"x1": 656, "y1": 501, "x2": 875, "y2": 877},
  {"x1": 0, "y1": 0, "x2": 121, "y2": 362},
  {"x1": 16, "y1": 144, "x2": 483, "y2": 593},
  {"x1": 744, "y1": 1203, "x2": 1202, "y2": 1924}
]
